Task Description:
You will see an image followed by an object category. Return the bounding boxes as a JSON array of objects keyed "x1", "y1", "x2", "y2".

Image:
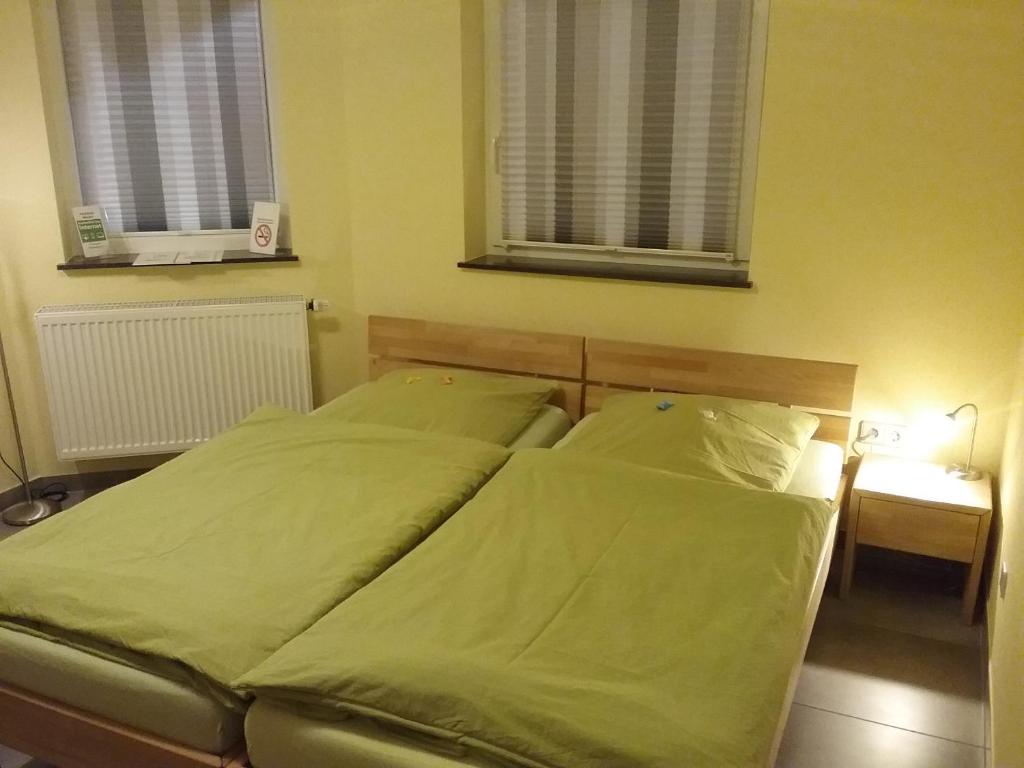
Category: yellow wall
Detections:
[
  {"x1": 0, "y1": 3, "x2": 1019, "y2": 459},
  {"x1": 2, "y1": 0, "x2": 1020, "y2": 486},
  {"x1": 1, "y1": 0, "x2": 1022, "y2": 757},
  {"x1": 990, "y1": 336, "x2": 1024, "y2": 768},
  {"x1": 0, "y1": 0, "x2": 363, "y2": 485},
  {"x1": 343, "y1": 0, "x2": 1024, "y2": 472}
]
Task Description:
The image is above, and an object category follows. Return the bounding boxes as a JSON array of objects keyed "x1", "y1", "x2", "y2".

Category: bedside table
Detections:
[{"x1": 840, "y1": 453, "x2": 992, "y2": 624}]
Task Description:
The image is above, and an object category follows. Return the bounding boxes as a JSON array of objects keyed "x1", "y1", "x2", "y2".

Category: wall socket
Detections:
[
  {"x1": 999, "y1": 561, "x2": 1009, "y2": 598},
  {"x1": 857, "y1": 420, "x2": 908, "y2": 447}
]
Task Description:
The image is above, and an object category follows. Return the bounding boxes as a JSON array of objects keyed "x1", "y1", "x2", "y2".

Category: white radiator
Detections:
[{"x1": 35, "y1": 296, "x2": 313, "y2": 460}]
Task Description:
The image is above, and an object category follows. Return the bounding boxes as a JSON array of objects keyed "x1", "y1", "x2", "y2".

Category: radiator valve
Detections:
[{"x1": 307, "y1": 299, "x2": 331, "y2": 313}]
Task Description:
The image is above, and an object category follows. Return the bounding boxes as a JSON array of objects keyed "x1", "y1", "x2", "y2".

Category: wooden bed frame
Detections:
[
  {"x1": 245, "y1": 321, "x2": 859, "y2": 768},
  {"x1": 583, "y1": 337, "x2": 857, "y2": 448},
  {"x1": 0, "y1": 682, "x2": 248, "y2": 768},
  {"x1": 767, "y1": 476, "x2": 845, "y2": 765},
  {"x1": 367, "y1": 315, "x2": 586, "y2": 419},
  {"x1": 0, "y1": 316, "x2": 855, "y2": 768}
]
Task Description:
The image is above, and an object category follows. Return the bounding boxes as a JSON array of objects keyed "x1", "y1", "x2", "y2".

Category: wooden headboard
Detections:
[
  {"x1": 368, "y1": 316, "x2": 586, "y2": 419},
  {"x1": 584, "y1": 338, "x2": 857, "y2": 448}
]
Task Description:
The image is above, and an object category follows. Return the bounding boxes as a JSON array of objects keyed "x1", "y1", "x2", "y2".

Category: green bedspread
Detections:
[
  {"x1": 0, "y1": 408, "x2": 509, "y2": 707},
  {"x1": 240, "y1": 449, "x2": 832, "y2": 767}
]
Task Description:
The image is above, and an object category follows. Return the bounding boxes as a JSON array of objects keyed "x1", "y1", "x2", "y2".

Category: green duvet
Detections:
[
  {"x1": 240, "y1": 450, "x2": 832, "y2": 767},
  {"x1": 0, "y1": 408, "x2": 508, "y2": 706}
]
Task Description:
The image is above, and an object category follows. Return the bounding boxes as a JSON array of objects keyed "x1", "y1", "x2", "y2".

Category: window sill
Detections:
[
  {"x1": 458, "y1": 254, "x2": 752, "y2": 289},
  {"x1": 57, "y1": 249, "x2": 298, "y2": 271}
]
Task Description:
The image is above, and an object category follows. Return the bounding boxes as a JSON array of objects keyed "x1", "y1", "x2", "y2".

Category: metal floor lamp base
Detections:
[{"x1": 2, "y1": 497, "x2": 61, "y2": 526}]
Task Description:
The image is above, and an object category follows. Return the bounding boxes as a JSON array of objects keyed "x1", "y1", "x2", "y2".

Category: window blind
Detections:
[
  {"x1": 500, "y1": 0, "x2": 752, "y2": 258},
  {"x1": 57, "y1": 0, "x2": 275, "y2": 234}
]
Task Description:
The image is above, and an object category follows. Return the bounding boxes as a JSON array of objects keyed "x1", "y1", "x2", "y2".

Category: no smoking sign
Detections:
[
  {"x1": 254, "y1": 224, "x2": 272, "y2": 248},
  {"x1": 248, "y1": 202, "x2": 280, "y2": 254}
]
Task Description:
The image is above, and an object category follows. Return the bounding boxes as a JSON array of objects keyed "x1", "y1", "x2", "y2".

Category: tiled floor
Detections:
[
  {"x1": 776, "y1": 544, "x2": 989, "y2": 767},
  {"x1": 0, "y1": 746, "x2": 47, "y2": 768},
  {"x1": 0, "y1": 535, "x2": 990, "y2": 767}
]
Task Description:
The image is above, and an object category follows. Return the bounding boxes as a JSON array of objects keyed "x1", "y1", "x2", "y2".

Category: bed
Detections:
[
  {"x1": 239, "y1": 337, "x2": 857, "y2": 768},
  {"x1": 0, "y1": 316, "x2": 585, "y2": 768}
]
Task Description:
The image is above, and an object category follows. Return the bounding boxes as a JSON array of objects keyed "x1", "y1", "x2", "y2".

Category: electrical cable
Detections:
[
  {"x1": 1, "y1": 450, "x2": 25, "y2": 487},
  {"x1": 851, "y1": 427, "x2": 879, "y2": 458},
  {"x1": 36, "y1": 482, "x2": 69, "y2": 504}
]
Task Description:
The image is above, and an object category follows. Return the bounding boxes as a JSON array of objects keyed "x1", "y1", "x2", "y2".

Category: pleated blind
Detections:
[
  {"x1": 500, "y1": 0, "x2": 753, "y2": 259},
  {"x1": 57, "y1": 0, "x2": 275, "y2": 234}
]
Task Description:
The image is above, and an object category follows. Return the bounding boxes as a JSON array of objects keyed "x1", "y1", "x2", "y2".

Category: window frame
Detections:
[
  {"x1": 34, "y1": 0, "x2": 289, "y2": 257},
  {"x1": 482, "y1": 0, "x2": 770, "y2": 274}
]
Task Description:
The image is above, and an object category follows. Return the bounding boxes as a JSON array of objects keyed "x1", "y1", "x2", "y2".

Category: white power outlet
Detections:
[
  {"x1": 1000, "y1": 561, "x2": 1009, "y2": 598},
  {"x1": 857, "y1": 420, "x2": 908, "y2": 447}
]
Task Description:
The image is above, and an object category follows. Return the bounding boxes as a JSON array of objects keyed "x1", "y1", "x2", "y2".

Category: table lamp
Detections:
[{"x1": 945, "y1": 403, "x2": 982, "y2": 481}]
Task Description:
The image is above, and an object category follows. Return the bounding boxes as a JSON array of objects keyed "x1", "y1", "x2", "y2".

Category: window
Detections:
[
  {"x1": 484, "y1": 0, "x2": 768, "y2": 279},
  {"x1": 44, "y1": 0, "x2": 279, "y2": 253}
]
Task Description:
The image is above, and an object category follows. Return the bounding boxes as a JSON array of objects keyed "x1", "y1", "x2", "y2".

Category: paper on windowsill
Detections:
[
  {"x1": 133, "y1": 252, "x2": 178, "y2": 266},
  {"x1": 187, "y1": 250, "x2": 224, "y2": 263}
]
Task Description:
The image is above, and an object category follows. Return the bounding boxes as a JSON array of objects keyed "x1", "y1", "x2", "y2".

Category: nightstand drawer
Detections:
[{"x1": 856, "y1": 497, "x2": 978, "y2": 562}]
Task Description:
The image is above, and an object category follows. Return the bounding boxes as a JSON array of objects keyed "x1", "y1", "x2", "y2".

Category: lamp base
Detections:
[
  {"x1": 946, "y1": 464, "x2": 983, "y2": 482},
  {"x1": 2, "y1": 498, "x2": 61, "y2": 526}
]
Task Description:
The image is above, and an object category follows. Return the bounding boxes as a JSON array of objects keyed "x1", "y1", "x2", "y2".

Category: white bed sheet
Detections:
[
  {"x1": 783, "y1": 440, "x2": 845, "y2": 500},
  {"x1": 506, "y1": 404, "x2": 572, "y2": 450}
]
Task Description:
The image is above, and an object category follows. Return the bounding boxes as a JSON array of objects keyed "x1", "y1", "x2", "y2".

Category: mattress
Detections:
[
  {"x1": 0, "y1": 625, "x2": 242, "y2": 753},
  {"x1": 0, "y1": 405, "x2": 571, "y2": 755},
  {"x1": 246, "y1": 700, "x2": 505, "y2": 768},
  {"x1": 784, "y1": 440, "x2": 844, "y2": 500},
  {"x1": 506, "y1": 404, "x2": 572, "y2": 450}
]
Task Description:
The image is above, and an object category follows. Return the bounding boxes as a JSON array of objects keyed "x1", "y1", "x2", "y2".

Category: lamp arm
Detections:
[
  {"x1": 945, "y1": 402, "x2": 981, "y2": 481},
  {"x1": 948, "y1": 402, "x2": 978, "y2": 420},
  {"x1": 966, "y1": 404, "x2": 978, "y2": 474}
]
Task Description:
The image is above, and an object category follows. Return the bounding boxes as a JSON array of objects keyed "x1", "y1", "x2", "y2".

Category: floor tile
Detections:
[
  {"x1": 795, "y1": 614, "x2": 986, "y2": 746},
  {"x1": 777, "y1": 704, "x2": 987, "y2": 768},
  {"x1": 825, "y1": 544, "x2": 982, "y2": 648},
  {"x1": 0, "y1": 744, "x2": 55, "y2": 768},
  {"x1": 0, "y1": 745, "x2": 31, "y2": 768}
]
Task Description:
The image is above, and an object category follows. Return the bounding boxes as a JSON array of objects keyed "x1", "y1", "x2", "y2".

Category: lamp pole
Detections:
[{"x1": 0, "y1": 318, "x2": 60, "y2": 525}]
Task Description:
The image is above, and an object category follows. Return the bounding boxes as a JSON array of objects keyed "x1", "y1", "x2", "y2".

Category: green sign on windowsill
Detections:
[{"x1": 72, "y1": 205, "x2": 110, "y2": 259}]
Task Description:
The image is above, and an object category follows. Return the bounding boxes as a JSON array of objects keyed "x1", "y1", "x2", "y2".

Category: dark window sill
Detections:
[
  {"x1": 458, "y1": 254, "x2": 752, "y2": 289},
  {"x1": 57, "y1": 249, "x2": 298, "y2": 271}
]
